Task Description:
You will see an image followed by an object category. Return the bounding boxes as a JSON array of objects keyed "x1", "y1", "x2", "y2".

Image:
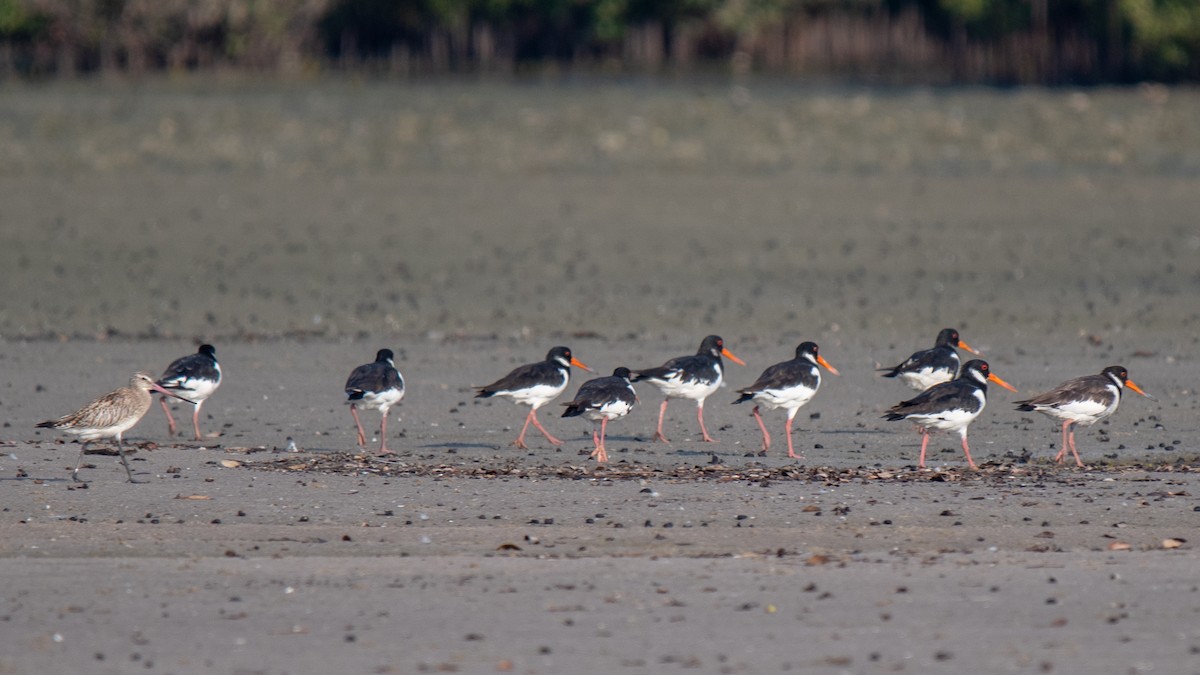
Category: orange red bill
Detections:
[
  {"x1": 721, "y1": 348, "x2": 746, "y2": 366},
  {"x1": 986, "y1": 372, "x2": 1017, "y2": 392}
]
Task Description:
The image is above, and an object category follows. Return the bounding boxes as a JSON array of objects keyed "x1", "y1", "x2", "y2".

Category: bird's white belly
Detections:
[
  {"x1": 69, "y1": 418, "x2": 141, "y2": 442},
  {"x1": 166, "y1": 376, "x2": 220, "y2": 403},
  {"x1": 752, "y1": 385, "x2": 817, "y2": 412},
  {"x1": 1036, "y1": 398, "x2": 1115, "y2": 426},
  {"x1": 905, "y1": 407, "x2": 980, "y2": 433},
  {"x1": 357, "y1": 388, "x2": 405, "y2": 412},
  {"x1": 584, "y1": 399, "x2": 634, "y2": 422},
  {"x1": 499, "y1": 381, "x2": 566, "y2": 409},
  {"x1": 652, "y1": 374, "x2": 720, "y2": 402},
  {"x1": 898, "y1": 369, "x2": 953, "y2": 391}
]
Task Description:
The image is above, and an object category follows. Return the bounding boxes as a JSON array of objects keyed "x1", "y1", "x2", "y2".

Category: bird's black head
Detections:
[
  {"x1": 936, "y1": 328, "x2": 961, "y2": 347},
  {"x1": 199, "y1": 344, "x2": 216, "y2": 357},
  {"x1": 375, "y1": 349, "x2": 395, "y2": 363},
  {"x1": 547, "y1": 346, "x2": 573, "y2": 363},
  {"x1": 1101, "y1": 365, "x2": 1129, "y2": 383},
  {"x1": 612, "y1": 367, "x2": 632, "y2": 380},
  {"x1": 796, "y1": 341, "x2": 819, "y2": 358},
  {"x1": 698, "y1": 335, "x2": 724, "y2": 356},
  {"x1": 960, "y1": 359, "x2": 989, "y2": 381}
]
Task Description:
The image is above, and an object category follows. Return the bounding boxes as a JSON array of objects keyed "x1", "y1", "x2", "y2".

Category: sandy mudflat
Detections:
[{"x1": 1, "y1": 80, "x2": 1199, "y2": 674}]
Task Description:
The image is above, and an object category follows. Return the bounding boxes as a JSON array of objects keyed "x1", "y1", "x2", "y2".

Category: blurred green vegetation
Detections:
[{"x1": 0, "y1": 0, "x2": 1198, "y2": 82}]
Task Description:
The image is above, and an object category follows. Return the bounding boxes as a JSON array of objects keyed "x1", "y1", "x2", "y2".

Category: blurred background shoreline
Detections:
[{"x1": 2, "y1": 0, "x2": 1199, "y2": 85}]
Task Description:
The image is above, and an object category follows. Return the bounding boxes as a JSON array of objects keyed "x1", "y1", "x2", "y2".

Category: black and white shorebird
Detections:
[
  {"x1": 878, "y1": 328, "x2": 980, "y2": 391},
  {"x1": 633, "y1": 335, "x2": 745, "y2": 443},
  {"x1": 475, "y1": 346, "x2": 593, "y2": 449},
  {"x1": 562, "y1": 367, "x2": 639, "y2": 463},
  {"x1": 883, "y1": 359, "x2": 1016, "y2": 469},
  {"x1": 733, "y1": 342, "x2": 839, "y2": 459},
  {"x1": 37, "y1": 372, "x2": 193, "y2": 482},
  {"x1": 345, "y1": 348, "x2": 405, "y2": 455},
  {"x1": 1015, "y1": 366, "x2": 1152, "y2": 467},
  {"x1": 156, "y1": 344, "x2": 222, "y2": 441}
]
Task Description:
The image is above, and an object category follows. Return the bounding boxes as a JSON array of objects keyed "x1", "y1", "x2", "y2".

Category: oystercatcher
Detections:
[
  {"x1": 633, "y1": 335, "x2": 745, "y2": 443},
  {"x1": 878, "y1": 328, "x2": 979, "y2": 391},
  {"x1": 733, "y1": 342, "x2": 839, "y2": 459},
  {"x1": 1015, "y1": 365, "x2": 1152, "y2": 467},
  {"x1": 345, "y1": 349, "x2": 406, "y2": 455},
  {"x1": 562, "y1": 367, "x2": 638, "y2": 463},
  {"x1": 883, "y1": 359, "x2": 1016, "y2": 469},
  {"x1": 156, "y1": 344, "x2": 222, "y2": 441},
  {"x1": 475, "y1": 346, "x2": 593, "y2": 449},
  {"x1": 38, "y1": 372, "x2": 194, "y2": 483}
]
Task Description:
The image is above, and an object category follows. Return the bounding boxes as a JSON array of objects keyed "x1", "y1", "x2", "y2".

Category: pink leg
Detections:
[
  {"x1": 350, "y1": 404, "x2": 367, "y2": 447},
  {"x1": 918, "y1": 430, "x2": 931, "y2": 468},
  {"x1": 960, "y1": 432, "x2": 979, "y2": 470},
  {"x1": 750, "y1": 406, "x2": 771, "y2": 451},
  {"x1": 785, "y1": 414, "x2": 803, "y2": 460},
  {"x1": 1054, "y1": 420, "x2": 1070, "y2": 463},
  {"x1": 377, "y1": 408, "x2": 395, "y2": 456},
  {"x1": 697, "y1": 402, "x2": 716, "y2": 443},
  {"x1": 1066, "y1": 423, "x2": 1083, "y2": 467},
  {"x1": 654, "y1": 400, "x2": 670, "y2": 443},
  {"x1": 591, "y1": 418, "x2": 609, "y2": 463},
  {"x1": 159, "y1": 397, "x2": 178, "y2": 437},
  {"x1": 191, "y1": 402, "x2": 204, "y2": 441},
  {"x1": 528, "y1": 408, "x2": 563, "y2": 446},
  {"x1": 514, "y1": 409, "x2": 534, "y2": 449}
]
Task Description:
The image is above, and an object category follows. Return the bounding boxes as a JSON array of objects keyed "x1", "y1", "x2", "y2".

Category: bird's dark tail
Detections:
[
  {"x1": 1014, "y1": 403, "x2": 1035, "y2": 411},
  {"x1": 876, "y1": 367, "x2": 899, "y2": 378},
  {"x1": 474, "y1": 389, "x2": 495, "y2": 399},
  {"x1": 561, "y1": 404, "x2": 584, "y2": 418},
  {"x1": 35, "y1": 420, "x2": 55, "y2": 428},
  {"x1": 882, "y1": 412, "x2": 906, "y2": 421},
  {"x1": 346, "y1": 390, "x2": 366, "y2": 401},
  {"x1": 732, "y1": 392, "x2": 754, "y2": 405}
]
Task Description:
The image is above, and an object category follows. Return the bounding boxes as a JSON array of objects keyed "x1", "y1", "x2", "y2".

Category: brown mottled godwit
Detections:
[
  {"x1": 156, "y1": 343, "x2": 222, "y2": 440},
  {"x1": 345, "y1": 349, "x2": 405, "y2": 455},
  {"x1": 37, "y1": 372, "x2": 193, "y2": 483}
]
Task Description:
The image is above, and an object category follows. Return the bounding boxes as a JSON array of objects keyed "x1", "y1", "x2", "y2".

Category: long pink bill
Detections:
[{"x1": 152, "y1": 382, "x2": 196, "y2": 405}]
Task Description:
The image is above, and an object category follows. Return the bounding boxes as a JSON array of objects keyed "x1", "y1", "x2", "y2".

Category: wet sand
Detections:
[{"x1": 1, "y1": 80, "x2": 1199, "y2": 674}]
